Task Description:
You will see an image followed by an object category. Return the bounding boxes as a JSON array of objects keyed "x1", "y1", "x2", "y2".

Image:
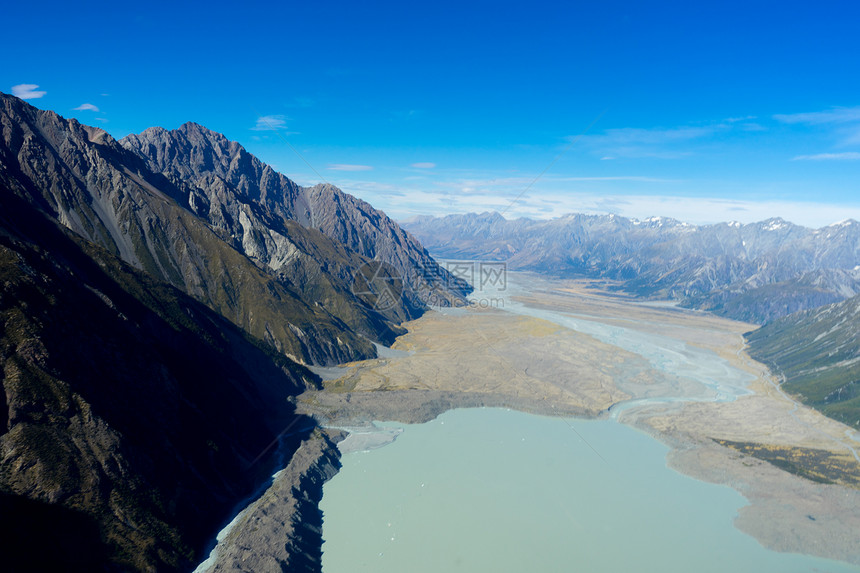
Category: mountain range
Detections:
[
  {"x1": 0, "y1": 92, "x2": 468, "y2": 571},
  {"x1": 403, "y1": 211, "x2": 860, "y2": 323}
]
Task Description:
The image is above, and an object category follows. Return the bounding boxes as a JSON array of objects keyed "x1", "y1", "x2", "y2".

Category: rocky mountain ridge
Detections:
[
  {"x1": 121, "y1": 122, "x2": 470, "y2": 312},
  {"x1": 1, "y1": 94, "x2": 468, "y2": 366}
]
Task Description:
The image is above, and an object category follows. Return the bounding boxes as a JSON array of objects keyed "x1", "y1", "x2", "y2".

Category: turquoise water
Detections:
[{"x1": 321, "y1": 408, "x2": 860, "y2": 573}]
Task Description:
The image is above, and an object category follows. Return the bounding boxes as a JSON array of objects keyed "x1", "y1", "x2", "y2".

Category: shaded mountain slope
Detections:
[
  {"x1": 0, "y1": 189, "x2": 317, "y2": 571},
  {"x1": 746, "y1": 294, "x2": 860, "y2": 427}
]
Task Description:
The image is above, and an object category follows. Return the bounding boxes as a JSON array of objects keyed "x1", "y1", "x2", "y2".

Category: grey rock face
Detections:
[{"x1": 121, "y1": 123, "x2": 471, "y2": 310}]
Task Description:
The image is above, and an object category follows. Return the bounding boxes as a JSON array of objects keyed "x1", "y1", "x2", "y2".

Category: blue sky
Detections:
[{"x1": 5, "y1": 0, "x2": 860, "y2": 226}]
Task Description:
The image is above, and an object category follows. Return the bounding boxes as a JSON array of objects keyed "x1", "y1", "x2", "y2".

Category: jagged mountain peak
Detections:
[
  {"x1": 122, "y1": 123, "x2": 470, "y2": 306},
  {"x1": 828, "y1": 218, "x2": 859, "y2": 228},
  {"x1": 477, "y1": 210, "x2": 506, "y2": 221},
  {"x1": 631, "y1": 215, "x2": 690, "y2": 229},
  {"x1": 123, "y1": 122, "x2": 255, "y2": 173},
  {"x1": 2, "y1": 92, "x2": 120, "y2": 152}
]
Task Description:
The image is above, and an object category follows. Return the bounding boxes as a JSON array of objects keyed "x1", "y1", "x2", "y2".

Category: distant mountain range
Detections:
[
  {"x1": 0, "y1": 93, "x2": 468, "y2": 571},
  {"x1": 404, "y1": 211, "x2": 860, "y2": 324}
]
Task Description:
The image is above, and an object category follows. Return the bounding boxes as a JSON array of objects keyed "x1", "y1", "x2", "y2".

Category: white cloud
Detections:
[
  {"x1": 251, "y1": 114, "x2": 288, "y2": 131},
  {"x1": 580, "y1": 125, "x2": 719, "y2": 159},
  {"x1": 724, "y1": 115, "x2": 758, "y2": 123},
  {"x1": 74, "y1": 103, "x2": 100, "y2": 112},
  {"x1": 327, "y1": 164, "x2": 373, "y2": 171},
  {"x1": 774, "y1": 106, "x2": 860, "y2": 125},
  {"x1": 324, "y1": 169, "x2": 858, "y2": 229},
  {"x1": 792, "y1": 152, "x2": 860, "y2": 161},
  {"x1": 589, "y1": 126, "x2": 715, "y2": 145},
  {"x1": 411, "y1": 162, "x2": 436, "y2": 169},
  {"x1": 376, "y1": 189, "x2": 860, "y2": 229},
  {"x1": 95, "y1": 117, "x2": 109, "y2": 123},
  {"x1": 11, "y1": 84, "x2": 46, "y2": 99},
  {"x1": 775, "y1": 106, "x2": 860, "y2": 147}
]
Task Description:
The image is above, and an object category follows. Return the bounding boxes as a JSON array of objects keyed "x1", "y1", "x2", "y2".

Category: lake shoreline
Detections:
[
  {"x1": 193, "y1": 428, "x2": 345, "y2": 572},
  {"x1": 197, "y1": 279, "x2": 860, "y2": 570}
]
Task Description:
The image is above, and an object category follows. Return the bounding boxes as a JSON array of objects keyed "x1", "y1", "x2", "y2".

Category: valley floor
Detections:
[{"x1": 300, "y1": 277, "x2": 860, "y2": 566}]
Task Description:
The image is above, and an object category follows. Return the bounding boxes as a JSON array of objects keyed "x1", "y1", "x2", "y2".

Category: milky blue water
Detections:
[{"x1": 321, "y1": 408, "x2": 860, "y2": 573}]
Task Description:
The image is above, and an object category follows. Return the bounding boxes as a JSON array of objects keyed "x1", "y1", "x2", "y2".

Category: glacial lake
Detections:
[
  {"x1": 321, "y1": 276, "x2": 860, "y2": 572},
  {"x1": 320, "y1": 407, "x2": 860, "y2": 573}
]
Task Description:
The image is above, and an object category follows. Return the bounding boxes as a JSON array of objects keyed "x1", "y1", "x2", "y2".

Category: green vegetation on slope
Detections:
[
  {"x1": 746, "y1": 296, "x2": 860, "y2": 428},
  {"x1": 714, "y1": 439, "x2": 860, "y2": 488}
]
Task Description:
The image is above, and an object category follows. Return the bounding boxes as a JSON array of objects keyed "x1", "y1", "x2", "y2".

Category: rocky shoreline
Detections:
[
  {"x1": 299, "y1": 388, "x2": 599, "y2": 426},
  {"x1": 196, "y1": 429, "x2": 345, "y2": 572}
]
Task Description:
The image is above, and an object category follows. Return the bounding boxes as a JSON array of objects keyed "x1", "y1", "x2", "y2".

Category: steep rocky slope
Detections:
[
  {"x1": 202, "y1": 429, "x2": 344, "y2": 572},
  {"x1": 121, "y1": 123, "x2": 471, "y2": 310},
  {"x1": 404, "y1": 212, "x2": 860, "y2": 323},
  {"x1": 0, "y1": 189, "x2": 317, "y2": 571},
  {"x1": 746, "y1": 294, "x2": 860, "y2": 427}
]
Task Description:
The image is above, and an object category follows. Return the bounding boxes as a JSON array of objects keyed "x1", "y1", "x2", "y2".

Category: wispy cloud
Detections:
[
  {"x1": 589, "y1": 126, "x2": 714, "y2": 145},
  {"x1": 724, "y1": 115, "x2": 758, "y2": 123},
  {"x1": 774, "y1": 106, "x2": 860, "y2": 125},
  {"x1": 775, "y1": 105, "x2": 860, "y2": 147},
  {"x1": 411, "y1": 162, "x2": 436, "y2": 169},
  {"x1": 251, "y1": 114, "x2": 288, "y2": 131},
  {"x1": 580, "y1": 125, "x2": 719, "y2": 159},
  {"x1": 327, "y1": 164, "x2": 373, "y2": 171},
  {"x1": 95, "y1": 117, "x2": 109, "y2": 123},
  {"x1": 558, "y1": 176, "x2": 680, "y2": 183},
  {"x1": 74, "y1": 103, "x2": 99, "y2": 112},
  {"x1": 379, "y1": 187, "x2": 860, "y2": 229},
  {"x1": 792, "y1": 152, "x2": 860, "y2": 161},
  {"x1": 11, "y1": 84, "x2": 46, "y2": 99}
]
